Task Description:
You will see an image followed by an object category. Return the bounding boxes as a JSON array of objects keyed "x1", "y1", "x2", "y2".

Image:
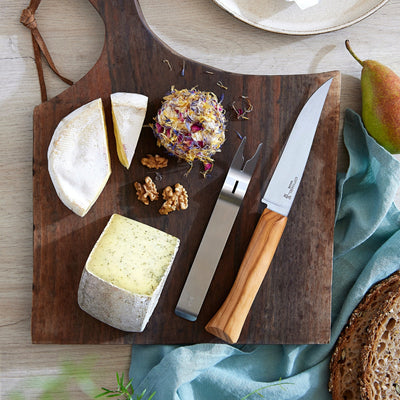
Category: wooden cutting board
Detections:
[{"x1": 32, "y1": 0, "x2": 341, "y2": 344}]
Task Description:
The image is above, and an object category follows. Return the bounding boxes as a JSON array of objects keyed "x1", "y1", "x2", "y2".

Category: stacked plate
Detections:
[{"x1": 212, "y1": 0, "x2": 389, "y2": 35}]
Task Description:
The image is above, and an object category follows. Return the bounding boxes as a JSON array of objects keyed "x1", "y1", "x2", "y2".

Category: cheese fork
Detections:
[{"x1": 175, "y1": 137, "x2": 263, "y2": 322}]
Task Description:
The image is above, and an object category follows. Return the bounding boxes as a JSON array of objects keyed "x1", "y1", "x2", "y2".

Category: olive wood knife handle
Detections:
[{"x1": 205, "y1": 208, "x2": 287, "y2": 344}]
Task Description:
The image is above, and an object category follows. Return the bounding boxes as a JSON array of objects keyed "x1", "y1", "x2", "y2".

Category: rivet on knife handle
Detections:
[
  {"x1": 205, "y1": 78, "x2": 333, "y2": 343},
  {"x1": 205, "y1": 209, "x2": 287, "y2": 343}
]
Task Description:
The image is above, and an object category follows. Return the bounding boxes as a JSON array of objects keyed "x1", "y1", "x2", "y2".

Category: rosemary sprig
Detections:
[{"x1": 95, "y1": 372, "x2": 155, "y2": 400}]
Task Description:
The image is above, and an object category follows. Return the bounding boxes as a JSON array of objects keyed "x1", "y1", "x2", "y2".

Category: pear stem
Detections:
[{"x1": 345, "y1": 40, "x2": 364, "y2": 67}]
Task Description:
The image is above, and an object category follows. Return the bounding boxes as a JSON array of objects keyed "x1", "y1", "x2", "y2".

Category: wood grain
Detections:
[
  {"x1": 206, "y1": 209, "x2": 287, "y2": 344},
  {"x1": 31, "y1": 0, "x2": 341, "y2": 344}
]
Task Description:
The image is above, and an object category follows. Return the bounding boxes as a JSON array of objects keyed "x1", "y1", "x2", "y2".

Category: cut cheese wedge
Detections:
[
  {"x1": 111, "y1": 92, "x2": 148, "y2": 169},
  {"x1": 48, "y1": 98, "x2": 111, "y2": 217},
  {"x1": 78, "y1": 214, "x2": 180, "y2": 332}
]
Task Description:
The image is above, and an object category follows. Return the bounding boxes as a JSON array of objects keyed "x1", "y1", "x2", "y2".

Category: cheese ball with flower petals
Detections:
[{"x1": 153, "y1": 87, "x2": 226, "y2": 176}]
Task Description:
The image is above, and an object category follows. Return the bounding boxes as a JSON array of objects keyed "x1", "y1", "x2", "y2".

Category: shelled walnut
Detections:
[
  {"x1": 134, "y1": 176, "x2": 158, "y2": 205},
  {"x1": 141, "y1": 154, "x2": 168, "y2": 169},
  {"x1": 159, "y1": 183, "x2": 188, "y2": 215}
]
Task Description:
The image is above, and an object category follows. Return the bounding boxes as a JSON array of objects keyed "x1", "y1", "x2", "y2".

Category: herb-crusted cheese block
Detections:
[
  {"x1": 78, "y1": 214, "x2": 180, "y2": 332},
  {"x1": 111, "y1": 92, "x2": 148, "y2": 169},
  {"x1": 47, "y1": 98, "x2": 111, "y2": 217}
]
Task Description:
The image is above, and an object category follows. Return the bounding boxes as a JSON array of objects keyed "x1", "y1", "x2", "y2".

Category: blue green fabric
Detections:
[{"x1": 130, "y1": 109, "x2": 400, "y2": 400}]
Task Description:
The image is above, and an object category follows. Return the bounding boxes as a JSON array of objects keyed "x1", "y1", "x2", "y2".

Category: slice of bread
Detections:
[
  {"x1": 359, "y1": 278, "x2": 400, "y2": 399},
  {"x1": 329, "y1": 271, "x2": 400, "y2": 400}
]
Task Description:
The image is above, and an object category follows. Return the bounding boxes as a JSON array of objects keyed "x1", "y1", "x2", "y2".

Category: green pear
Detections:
[{"x1": 346, "y1": 40, "x2": 400, "y2": 154}]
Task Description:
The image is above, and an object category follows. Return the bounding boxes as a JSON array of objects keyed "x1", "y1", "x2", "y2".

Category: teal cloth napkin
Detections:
[{"x1": 130, "y1": 109, "x2": 400, "y2": 400}]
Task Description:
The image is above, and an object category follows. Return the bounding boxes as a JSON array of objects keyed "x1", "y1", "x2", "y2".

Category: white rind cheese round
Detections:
[
  {"x1": 47, "y1": 98, "x2": 111, "y2": 217},
  {"x1": 111, "y1": 92, "x2": 148, "y2": 169},
  {"x1": 78, "y1": 214, "x2": 180, "y2": 332}
]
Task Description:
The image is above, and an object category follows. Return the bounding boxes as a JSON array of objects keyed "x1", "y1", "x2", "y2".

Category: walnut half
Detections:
[
  {"x1": 159, "y1": 183, "x2": 188, "y2": 215},
  {"x1": 134, "y1": 176, "x2": 159, "y2": 205},
  {"x1": 141, "y1": 154, "x2": 168, "y2": 169}
]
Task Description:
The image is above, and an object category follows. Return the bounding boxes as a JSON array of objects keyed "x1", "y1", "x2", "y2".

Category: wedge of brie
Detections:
[
  {"x1": 47, "y1": 98, "x2": 111, "y2": 217},
  {"x1": 111, "y1": 92, "x2": 148, "y2": 169},
  {"x1": 78, "y1": 214, "x2": 180, "y2": 332}
]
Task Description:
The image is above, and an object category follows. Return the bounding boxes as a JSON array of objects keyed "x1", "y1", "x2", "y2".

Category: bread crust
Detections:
[
  {"x1": 329, "y1": 271, "x2": 400, "y2": 400},
  {"x1": 359, "y1": 276, "x2": 400, "y2": 400}
]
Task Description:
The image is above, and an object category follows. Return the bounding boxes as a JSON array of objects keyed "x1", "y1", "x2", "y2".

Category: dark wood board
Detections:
[{"x1": 32, "y1": 0, "x2": 341, "y2": 344}]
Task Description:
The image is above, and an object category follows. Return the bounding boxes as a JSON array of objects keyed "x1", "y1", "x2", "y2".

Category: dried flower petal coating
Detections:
[{"x1": 152, "y1": 87, "x2": 226, "y2": 176}]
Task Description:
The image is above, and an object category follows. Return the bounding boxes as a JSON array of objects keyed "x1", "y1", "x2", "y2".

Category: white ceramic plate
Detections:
[{"x1": 212, "y1": 0, "x2": 389, "y2": 35}]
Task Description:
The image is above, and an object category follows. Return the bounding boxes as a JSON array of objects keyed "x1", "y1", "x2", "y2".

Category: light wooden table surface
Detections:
[{"x1": 1, "y1": 0, "x2": 400, "y2": 398}]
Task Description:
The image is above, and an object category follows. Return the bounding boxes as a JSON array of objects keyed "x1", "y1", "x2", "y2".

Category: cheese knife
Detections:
[{"x1": 205, "y1": 78, "x2": 333, "y2": 343}]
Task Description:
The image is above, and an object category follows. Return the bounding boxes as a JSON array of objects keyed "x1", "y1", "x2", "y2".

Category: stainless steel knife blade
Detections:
[{"x1": 262, "y1": 78, "x2": 334, "y2": 216}]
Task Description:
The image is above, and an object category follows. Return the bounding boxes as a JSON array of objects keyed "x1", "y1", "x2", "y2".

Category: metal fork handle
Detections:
[
  {"x1": 175, "y1": 137, "x2": 263, "y2": 321},
  {"x1": 175, "y1": 197, "x2": 240, "y2": 321}
]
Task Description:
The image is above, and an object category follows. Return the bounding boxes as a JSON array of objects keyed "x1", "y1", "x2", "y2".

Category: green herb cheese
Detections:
[
  {"x1": 86, "y1": 214, "x2": 179, "y2": 295},
  {"x1": 78, "y1": 214, "x2": 180, "y2": 332}
]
